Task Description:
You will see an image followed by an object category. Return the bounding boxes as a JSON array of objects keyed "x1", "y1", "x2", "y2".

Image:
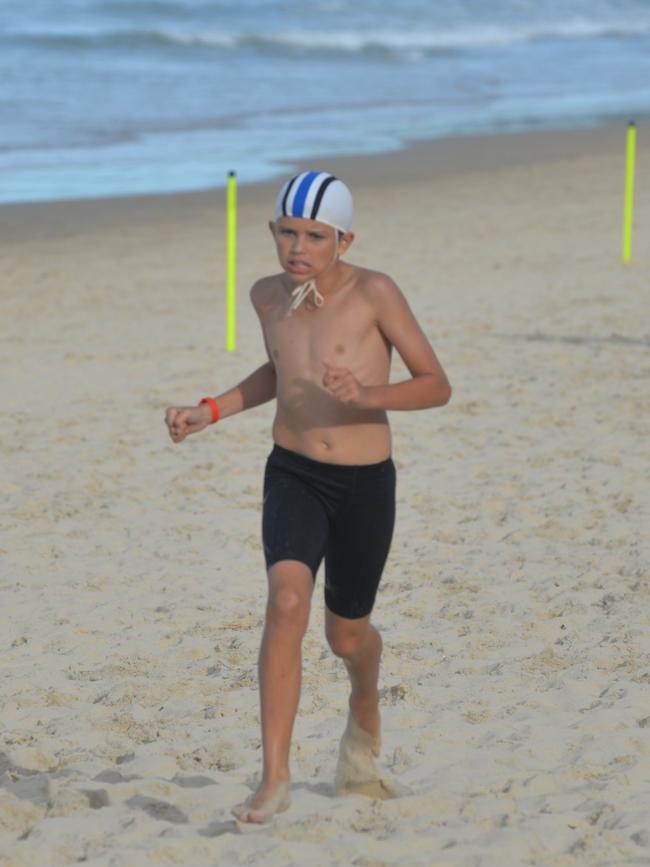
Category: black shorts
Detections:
[{"x1": 262, "y1": 444, "x2": 396, "y2": 619}]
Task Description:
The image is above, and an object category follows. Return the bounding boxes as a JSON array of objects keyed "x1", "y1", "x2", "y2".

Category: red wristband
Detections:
[{"x1": 199, "y1": 397, "x2": 219, "y2": 424}]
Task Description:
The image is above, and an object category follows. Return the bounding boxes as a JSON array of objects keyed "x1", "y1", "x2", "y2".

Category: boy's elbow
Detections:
[
  {"x1": 414, "y1": 371, "x2": 451, "y2": 408},
  {"x1": 430, "y1": 375, "x2": 451, "y2": 407},
  {"x1": 438, "y1": 381, "x2": 452, "y2": 406}
]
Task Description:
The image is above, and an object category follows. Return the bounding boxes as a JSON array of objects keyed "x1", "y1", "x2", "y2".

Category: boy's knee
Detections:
[
  {"x1": 326, "y1": 626, "x2": 368, "y2": 659},
  {"x1": 267, "y1": 586, "x2": 310, "y2": 631}
]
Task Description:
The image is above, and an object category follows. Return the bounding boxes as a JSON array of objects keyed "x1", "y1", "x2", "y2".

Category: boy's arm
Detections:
[
  {"x1": 323, "y1": 275, "x2": 450, "y2": 411},
  {"x1": 213, "y1": 277, "x2": 280, "y2": 418},
  {"x1": 165, "y1": 281, "x2": 277, "y2": 443},
  {"x1": 210, "y1": 361, "x2": 277, "y2": 420},
  {"x1": 166, "y1": 362, "x2": 276, "y2": 443},
  {"x1": 214, "y1": 279, "x2": 279, "y2": 418},
  {"x1": 369, "y1": 276, "x2": 450, "y2": 409}
]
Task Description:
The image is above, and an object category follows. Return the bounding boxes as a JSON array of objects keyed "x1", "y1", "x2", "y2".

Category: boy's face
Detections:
[{"x1": 269, "y1": 216, "x2": 353, "y2": 283}]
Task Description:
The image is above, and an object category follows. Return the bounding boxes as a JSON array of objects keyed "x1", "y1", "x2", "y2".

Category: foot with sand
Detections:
[{"x1": 335, "y1": 699, "x2": 408, "y2": 800}]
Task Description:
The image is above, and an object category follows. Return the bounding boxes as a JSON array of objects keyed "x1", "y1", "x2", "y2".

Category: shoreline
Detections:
[{"x1": 0, "y1": 119, "x2": 639, "y2": 244}]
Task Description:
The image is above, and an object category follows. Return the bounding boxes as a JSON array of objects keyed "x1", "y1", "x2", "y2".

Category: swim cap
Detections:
[{"x1": 275, "y1": 171, "x2": 353, "y2": 234}]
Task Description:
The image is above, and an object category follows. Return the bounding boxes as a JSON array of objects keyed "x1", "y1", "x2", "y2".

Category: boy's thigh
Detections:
[
  {"x1": 324, "y1": 463, "x2": 396, "y2": 620},
  {"x1": 262, "y1": 475, "x2": 329, "y2": 583},
  {"x1": 267, "y1": 560, "x2": 315, "y2": 599}
]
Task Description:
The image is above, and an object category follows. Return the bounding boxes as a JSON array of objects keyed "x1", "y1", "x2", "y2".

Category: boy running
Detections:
[{"x1": 165, "y1": 171, "x2": 451, "y2": 823}]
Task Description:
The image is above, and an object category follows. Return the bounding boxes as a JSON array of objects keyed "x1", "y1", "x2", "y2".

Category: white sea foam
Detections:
[{"x1": 8, "y1": 19, "x2": 650, "y2": 57}]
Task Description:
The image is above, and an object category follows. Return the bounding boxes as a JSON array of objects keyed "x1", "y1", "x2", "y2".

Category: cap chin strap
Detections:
[
  {"x1": 288, "y1": 239, "x2": 339, "y2": 312},
  {"x1": 289, "y1": 279, "x2": 324, "y2": 312}
]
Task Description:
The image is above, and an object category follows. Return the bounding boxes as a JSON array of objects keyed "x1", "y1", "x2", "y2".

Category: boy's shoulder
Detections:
[
  {"x1": 250, "y1": 273, "x2": 285, "y2": 310},
  {"x1": 354, "y1": 265, "x2": 398, "y2": 289},
  {"x1": 353, "y1": 266, "x2": 402, "y2": 304}
]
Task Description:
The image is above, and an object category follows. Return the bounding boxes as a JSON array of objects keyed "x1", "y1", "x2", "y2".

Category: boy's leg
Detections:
[
  {"x1": 325, "y1": 608, "x2": 382, "y2": 754},
  {"x1": 322, "y1": 458, "x2": 395, "y2": 749},
  {"x1": 232, "y1": 559, "x2": 313, "y2": 823},
  {"x1": 327, "y1": 607, "x2": 407, "y2": 801}
]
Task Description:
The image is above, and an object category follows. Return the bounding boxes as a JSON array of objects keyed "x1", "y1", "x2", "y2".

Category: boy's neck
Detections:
[{"x1": 308, "y1": 259, "x2": 348, "y2": 297}]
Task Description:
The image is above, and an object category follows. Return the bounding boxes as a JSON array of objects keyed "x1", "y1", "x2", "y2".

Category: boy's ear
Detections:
[
  {"x1": 268, "y1": 220, "x2": 277, "y2": 237},
  {"x1": 338, "y1": 231, "x2": 355, "y2": 254}
]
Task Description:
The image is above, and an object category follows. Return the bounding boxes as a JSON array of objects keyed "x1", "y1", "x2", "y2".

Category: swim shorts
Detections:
[{"x1": 262, "y1": 444, "x2": 396, "y2": 619}]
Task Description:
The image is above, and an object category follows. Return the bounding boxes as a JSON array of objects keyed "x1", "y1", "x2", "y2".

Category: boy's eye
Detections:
[{"x1": 279, "y1": 227, "x2": 326, "y2": 241}]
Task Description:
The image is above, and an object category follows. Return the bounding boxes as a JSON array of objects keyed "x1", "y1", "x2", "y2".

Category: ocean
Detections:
[{"x1": 2, "y1": 0, "x2": 650, "y2": 204}]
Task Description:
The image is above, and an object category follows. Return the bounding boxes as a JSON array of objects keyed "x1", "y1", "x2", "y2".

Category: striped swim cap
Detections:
[{"x1": 275, "y1": 171, "x2": 353, "y2": 233}]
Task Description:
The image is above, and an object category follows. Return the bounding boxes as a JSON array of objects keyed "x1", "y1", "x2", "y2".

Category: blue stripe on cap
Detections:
[{"x1": 291, "y1": 171, "x2": 320, "y2": 218}]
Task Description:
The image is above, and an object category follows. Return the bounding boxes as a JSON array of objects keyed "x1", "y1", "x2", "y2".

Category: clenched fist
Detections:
[
  {"x1": 165, "y1": 404, "x2": 211, "y2": 443},
  {"x1": 321, "y1": 358, "x2": 369, "y2": 408}
]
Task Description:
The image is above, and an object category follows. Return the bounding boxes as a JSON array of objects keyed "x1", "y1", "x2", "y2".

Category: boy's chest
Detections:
[{"x1": 263, "y1": 296, "x2": 375, "y2": 373}]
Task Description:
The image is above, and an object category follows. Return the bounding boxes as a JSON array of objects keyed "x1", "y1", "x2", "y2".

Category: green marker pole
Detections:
[
  {"x1": 622, "y1": 122, "x2": 636, "y2": 263},
  {"x1": 226, "y1": 170, "x2": 237, "y2": 352}
]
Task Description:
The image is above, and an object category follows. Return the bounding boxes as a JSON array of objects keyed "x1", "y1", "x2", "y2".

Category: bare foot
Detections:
[
  {"x1": 231, "y1": 778, "x2": 291, "y2": 824},
  {"x1": 349, "y1": 695, "x2": 381, "y2": 757}
]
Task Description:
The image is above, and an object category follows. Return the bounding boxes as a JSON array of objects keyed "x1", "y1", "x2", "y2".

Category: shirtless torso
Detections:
[
  {"x1": 252, "y1": 263, "x2": 392, "y2": 465},
  {"x1": 165, "y1": 214, "x2": 449, "y2": 454}
]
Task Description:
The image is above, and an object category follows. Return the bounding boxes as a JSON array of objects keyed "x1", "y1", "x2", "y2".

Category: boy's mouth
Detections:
[{"x1": 288, "y1": 260, "x2": 311, "y2": 274}]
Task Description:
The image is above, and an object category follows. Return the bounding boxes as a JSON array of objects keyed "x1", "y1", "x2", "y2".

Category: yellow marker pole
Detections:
[
  {"x1": 622, "y1": 122, "x2": 636, "y2": 263},
  {"x1": 226, "y1": 170, "x2": 237, "y2": 351}
]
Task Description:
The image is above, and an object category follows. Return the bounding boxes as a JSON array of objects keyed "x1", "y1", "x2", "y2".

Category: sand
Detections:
[{"x1": 1, "y1": 123, "x2": 649, "y2": 866}]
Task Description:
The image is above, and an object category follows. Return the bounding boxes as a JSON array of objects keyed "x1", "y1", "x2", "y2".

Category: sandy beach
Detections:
[{"x1": 1, "y1": 123, "x2": 649, "y2": 866}]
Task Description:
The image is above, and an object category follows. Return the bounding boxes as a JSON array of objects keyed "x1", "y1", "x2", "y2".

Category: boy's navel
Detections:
[{"x1": 335, "y1": 344, "x2": 345, "y2": 355}]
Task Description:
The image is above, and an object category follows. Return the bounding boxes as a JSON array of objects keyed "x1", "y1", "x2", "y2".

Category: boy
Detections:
[{"x1": 165, "y1": 171, "x2": 451, "y2": 823}]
